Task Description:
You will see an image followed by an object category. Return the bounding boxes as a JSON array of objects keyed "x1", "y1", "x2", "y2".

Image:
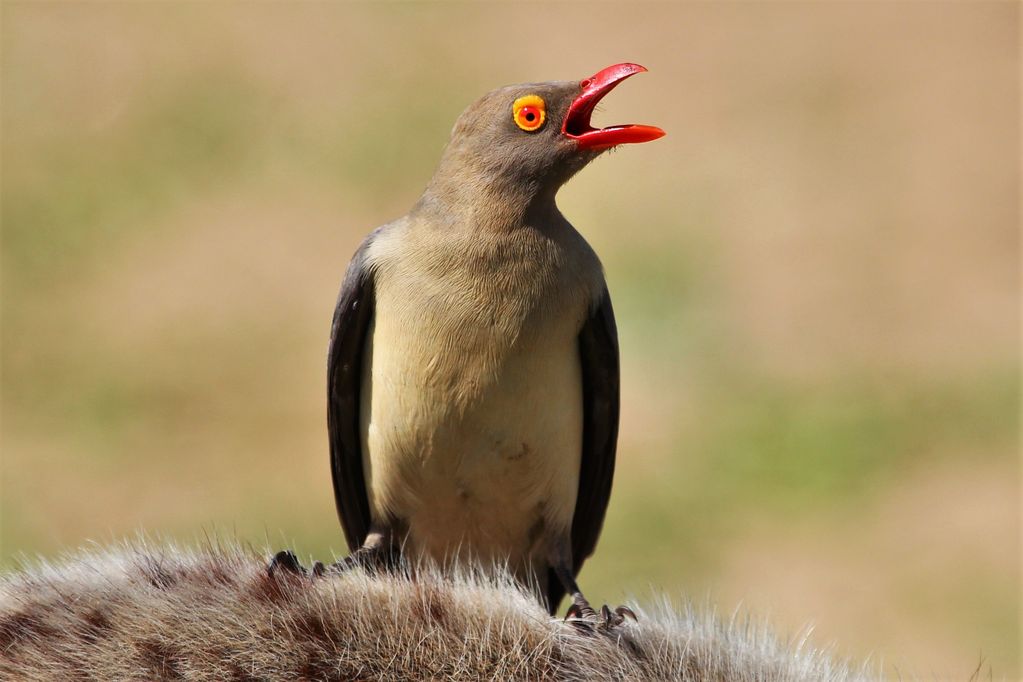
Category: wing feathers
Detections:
[
  {"x1": 546, "y1": 288, "x2": 620, "y2": 612},
  {"x1": 327, "y1": 236, "x2": 378, "y2": 552}
]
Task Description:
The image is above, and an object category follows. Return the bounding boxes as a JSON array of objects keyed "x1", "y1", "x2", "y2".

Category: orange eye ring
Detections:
[{"x1": 513, "y1": 95, "x2": 546, "y2": 132}]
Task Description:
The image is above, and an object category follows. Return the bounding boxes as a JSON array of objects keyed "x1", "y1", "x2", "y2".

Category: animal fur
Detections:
[{"x1": 0, "y1": 541, "x2": 869, "y2": 681}]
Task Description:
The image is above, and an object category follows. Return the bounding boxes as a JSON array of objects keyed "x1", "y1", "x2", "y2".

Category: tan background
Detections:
[{"x1": 2, "y1": 2, "x2": 1019, "y2": 678}]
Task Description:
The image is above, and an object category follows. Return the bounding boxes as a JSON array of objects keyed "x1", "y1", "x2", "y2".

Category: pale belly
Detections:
[{"x1": 360, "y1": 306, "x2": 584, "y2": 569}]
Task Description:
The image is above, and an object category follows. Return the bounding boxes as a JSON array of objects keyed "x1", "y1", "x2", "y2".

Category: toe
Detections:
[
  {"x1": 597, "y1": 604, "x2": 623, "y2": 630},
  {"x1": 268, "y1": 550, "x2": 305, "y2": 577},
  {"x1": 615, "y1": 605, "x2": 638, "y2": 622},
  {"x1": 593, "y1": 604, "x2": 638, "y2": 631},
  {"x1": 564, "y1": 601, "x2": 600, "y2": 632},
  {"x1": 568, "y1": 619, "x2": 596, "y2": 635}
]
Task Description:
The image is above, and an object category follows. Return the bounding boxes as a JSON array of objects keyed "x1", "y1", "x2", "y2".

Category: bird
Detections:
[{"x1": 272, "y1": 63, "x2": 663, "y2": 625}]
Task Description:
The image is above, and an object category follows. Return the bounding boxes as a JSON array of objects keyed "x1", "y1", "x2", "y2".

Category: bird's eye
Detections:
[{"x1": 512, "y1": 95, "x2": 546, "y2": 132}]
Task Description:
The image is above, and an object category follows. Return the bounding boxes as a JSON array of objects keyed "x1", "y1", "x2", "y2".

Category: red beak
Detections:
[{"x1": 562, "y1": 63, "x2": 666, "y2": 150}]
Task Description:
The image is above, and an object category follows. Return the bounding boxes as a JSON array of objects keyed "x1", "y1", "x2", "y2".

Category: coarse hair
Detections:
[{"x1": 0, "y1": 539, "x2": 870, "y2": 681}]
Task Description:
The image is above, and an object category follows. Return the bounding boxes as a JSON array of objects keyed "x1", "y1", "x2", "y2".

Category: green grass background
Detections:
[{"x1": 2, "y1": 3, "x2": 1019, "y2": 678}]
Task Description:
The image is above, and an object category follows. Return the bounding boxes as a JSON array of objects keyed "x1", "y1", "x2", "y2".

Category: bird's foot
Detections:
[
  {"x1": 565, "y1": 601, "x2": 637, "y2": 633},
  {"x1": 267, "y1": 544, "x2": 397, "y2": 581},
  {"x1": 326, "y1": 544, "x2": 398, "y2": 575},
  {"x1": 267, "y1": 550, "x2": 326, "y2": 579},
  {"x1": 276, "y1": 547, "x2": 390, "y2": 576}
]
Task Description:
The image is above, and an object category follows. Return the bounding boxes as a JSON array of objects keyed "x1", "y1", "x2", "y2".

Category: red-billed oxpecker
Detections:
[{"x1": 272, "y1": 64, "x2": 664, "y2": 627}]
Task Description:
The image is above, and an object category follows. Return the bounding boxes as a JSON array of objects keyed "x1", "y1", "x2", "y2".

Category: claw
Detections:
[
  {"x1": 564, "y1": 599, "x2": 601, "y2": 635},
  {"x1": 615, "y1": 605, "x2": 638, "y2": 622},
  {"x1": 564, "y1": 605, "x2": 596, "y2": 635},
  {"x1": 564, "y1": 601, "x2": 638, "y2": 633},
  {"x1": 596, "y1": 604, "x2": 639, "y2": 630},
  {"x1": 268, "y1": 550, "x2": 306, "y2": 578}
]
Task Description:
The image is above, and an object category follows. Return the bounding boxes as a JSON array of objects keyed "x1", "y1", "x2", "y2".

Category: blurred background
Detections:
[{"x1": 2, "y1": 2, "x2": 1018, "y2": 678}]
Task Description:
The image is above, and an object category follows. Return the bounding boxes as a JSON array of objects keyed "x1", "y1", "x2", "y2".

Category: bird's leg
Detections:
[
  {"x1": 550, "y1": 540, "x2": 637, "y2": 632},
  {"x1": 552, "y1": 561, "x2": 598, "y2": 621}
]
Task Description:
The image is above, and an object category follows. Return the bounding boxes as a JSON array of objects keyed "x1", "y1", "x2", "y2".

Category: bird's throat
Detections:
[{"x1": 416, "y1": 163, "x2": 561, "y2": 234}]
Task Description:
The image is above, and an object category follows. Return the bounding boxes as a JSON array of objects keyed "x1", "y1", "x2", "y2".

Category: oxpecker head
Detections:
[{"x1": 432, "y1": 63, "x2": 665, "y2": 203}]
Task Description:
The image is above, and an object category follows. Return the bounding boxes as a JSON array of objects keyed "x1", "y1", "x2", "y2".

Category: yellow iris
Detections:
[{"x1": 512, "y1": 95, "x2": 546, "y2": 132}]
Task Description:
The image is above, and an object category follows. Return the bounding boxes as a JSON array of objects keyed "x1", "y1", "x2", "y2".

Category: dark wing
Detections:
[
  {"x1": 327, "y1": 236, "x2": 377, "y2": 553},
  {"x1": 546, "y1": 287, "x2": 620, "y2": 612}
]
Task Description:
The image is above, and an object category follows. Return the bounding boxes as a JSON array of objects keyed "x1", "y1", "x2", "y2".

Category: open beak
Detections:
[{"x1": 562, "y1": 63, "x2": 666, "y2": 150}]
